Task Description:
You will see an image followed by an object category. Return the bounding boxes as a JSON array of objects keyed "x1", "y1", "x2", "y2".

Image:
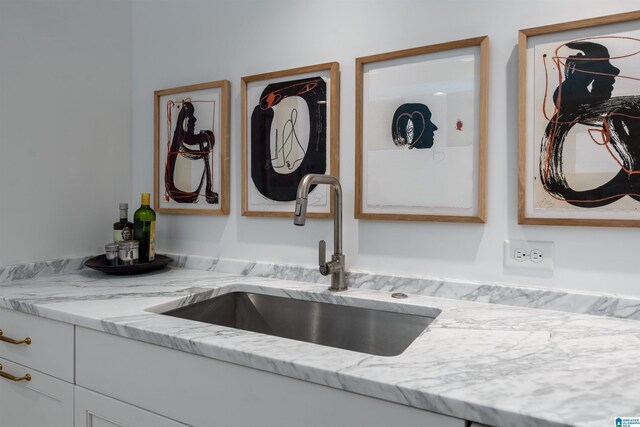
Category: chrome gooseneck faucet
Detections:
[{"x1": 293, "y1": 174, "x2": 346, "y2": 291}]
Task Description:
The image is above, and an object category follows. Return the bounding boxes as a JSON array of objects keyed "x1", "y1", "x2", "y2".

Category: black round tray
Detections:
[{"x1": 84, "y1": 254, "x2": 173, "y2": 275}]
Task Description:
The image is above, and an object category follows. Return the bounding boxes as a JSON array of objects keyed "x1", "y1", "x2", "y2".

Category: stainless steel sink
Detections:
[{"x1": 159, "y1": 292, "x2": 438, "y2": 356}]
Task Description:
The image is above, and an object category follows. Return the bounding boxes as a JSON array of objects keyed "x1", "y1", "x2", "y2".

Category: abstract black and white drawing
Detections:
[
  {"x1": 250, "y1": 76, "x2": 327, "y2": 201},
  {"x1": 242, "y1": 63, "x2": 339, "y2": 217}
]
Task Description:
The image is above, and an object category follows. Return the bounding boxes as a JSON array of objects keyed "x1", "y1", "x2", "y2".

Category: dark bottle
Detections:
[
  {"x1": 113, "y1": 203, "x2": 134, "y2": 243},
  {"x1": 133, "y1": 193, "x2": 156, "y2": 262}
]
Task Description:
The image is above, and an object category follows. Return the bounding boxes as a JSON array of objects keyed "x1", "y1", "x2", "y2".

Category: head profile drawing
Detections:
[
  {"x1": 540, "y1": 37, "x2": 640, "y2": 208},
  {"x1": 553, "y1": 41, "x2": 620, "y2": 108},
  {"x1": 181, "y1": 102, "x2": 198, "y2": 135},
  {"x1": 391, "y1": 103, "x2": 438, "y2": 149}
]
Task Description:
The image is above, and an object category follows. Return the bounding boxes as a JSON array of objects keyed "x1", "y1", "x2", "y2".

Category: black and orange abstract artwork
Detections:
[
  {"x1": 538, "y1": 37, "x2": 640, "y2": 209},
  {"x1": 250, "y1": 76, "x2": 327, "y2": 202}
]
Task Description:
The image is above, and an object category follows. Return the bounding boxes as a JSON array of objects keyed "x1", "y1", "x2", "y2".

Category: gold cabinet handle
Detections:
[
  {"x1": 0, "y1": 329, "x2": 32, "y2": 345},
  {"x1": 0, "y1": 363, "x2": 31, "y2": 382}
]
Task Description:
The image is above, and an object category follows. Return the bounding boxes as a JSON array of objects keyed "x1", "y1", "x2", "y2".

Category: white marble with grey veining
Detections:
[
  {"x1": 0, "y1": 256, "x2": 88, "y2": 283},
  {"x1": 166, "y1": 252, "x2": 640, "y2": 321},
  {"x1": 4, "y1": 253, "x2": 640, "y2": 322},
  {"x1": 1, "y1": 264, "x2": 639, "y2": 427}
]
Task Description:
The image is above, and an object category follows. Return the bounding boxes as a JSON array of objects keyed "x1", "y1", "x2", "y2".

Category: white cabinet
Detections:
[
  {"x1": 0, "y1": 307, "x2": 475, "y2": 427},
  {"x1": 0, "y1": 358, "x2": 74, "y2": 427},
  {"x1": 75, "y1": 386, "x2": 188, "y2": 427},
  {"x1": 0, "y1": 307, "x2": 75, "y2": 426},
  {"x1": 0, "y1": 306, "x2": 74, "y2": 382},
  {"x1": 76, "y1": 327, "x2": 466, "y2": 427}
]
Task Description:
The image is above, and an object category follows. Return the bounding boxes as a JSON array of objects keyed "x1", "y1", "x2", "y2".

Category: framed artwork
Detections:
[
  {"x1": 241, "y1": 62, "x2": 340, "y2": 218},
  {"x1": 355, "y1": 37, "x2": 488, "y2": 222},
  {"x1": 154, "y1": 81, "x2": 230, "y2": 215},
  {"x1": 519, "y1": 11, "x2": 640, "y2": 227}
]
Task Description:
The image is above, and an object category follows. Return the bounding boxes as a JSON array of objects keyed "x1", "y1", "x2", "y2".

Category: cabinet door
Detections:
[
  {"x1": 0, "y1": 358, "x2": 74, "y2": 427},
  {"x1": 74, "y1": 386, "x2": 189, "y2": 427},
  {"x1": 77, "y1": 327, "x2": 465, "y2": 427}
]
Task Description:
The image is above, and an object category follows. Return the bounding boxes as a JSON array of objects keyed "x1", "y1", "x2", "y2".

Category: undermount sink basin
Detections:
[{"x1": 158, "y1": 292, "x2": 438, "y2": 357}]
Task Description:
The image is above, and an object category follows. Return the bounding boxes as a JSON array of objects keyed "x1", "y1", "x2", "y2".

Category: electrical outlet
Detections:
[
  {"x1": 504, "y1": 240, "x2": 554, "y2": 271},
  {"x1": 530, "y1": 249, "x2": 544, "y2": 263},
  {"x1": 514, "y1": 248, "x2": 528, "y2": 262}
]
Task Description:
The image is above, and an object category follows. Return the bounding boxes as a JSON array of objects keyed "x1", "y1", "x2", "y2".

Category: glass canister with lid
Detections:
[
  {"x1": 117, "y1": 240, "x2": 139, "y2": 265},
  {"x1": 105, "y1": 243, "x2": 119, "y2": 266}
]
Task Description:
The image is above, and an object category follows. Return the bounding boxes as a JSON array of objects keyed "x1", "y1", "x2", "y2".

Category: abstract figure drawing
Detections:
[
  {"x1": 164, "y1": 100, "x2": 218, "y2": 204},
  {"x1": 539, "y1": 36, "x2": 640, "y2": 208}
]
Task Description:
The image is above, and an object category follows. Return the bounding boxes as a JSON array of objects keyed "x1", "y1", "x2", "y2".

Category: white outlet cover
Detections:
[{"x1": 504, "y1": 239, "x2": 554, "y2": 271}]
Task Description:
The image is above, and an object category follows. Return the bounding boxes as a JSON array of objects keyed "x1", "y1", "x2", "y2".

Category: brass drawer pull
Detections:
[
  {"x1": 0, "y1": 329, "x2": 32, "y2": 345},
  {"x1": 0, "y1": 363, "x2": 32, "y2": 382}
]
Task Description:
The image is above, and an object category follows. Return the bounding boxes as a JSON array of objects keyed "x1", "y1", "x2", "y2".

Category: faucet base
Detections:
[{"x1": 328, "y1": 253, "x2": 346, "y2": 292}]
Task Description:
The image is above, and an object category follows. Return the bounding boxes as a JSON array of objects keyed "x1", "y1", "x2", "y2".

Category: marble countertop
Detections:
[{"x1": 1, "y1": 265, "x2": 639, "y2": 427}]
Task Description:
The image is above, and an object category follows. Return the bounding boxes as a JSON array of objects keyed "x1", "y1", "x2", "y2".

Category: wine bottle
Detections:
[
  {"x1": 113, "y1": 203, "x2": 134, "y2": 243},
  {"x1": 133, "y1": 193, "x2": 156, "y2": 263}
]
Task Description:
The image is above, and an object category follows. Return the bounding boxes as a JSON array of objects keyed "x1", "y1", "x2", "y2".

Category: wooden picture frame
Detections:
[
  {"x1": 355, "y1": 37, "x2": 488, "y2": 222},
  {"x1": 241, "y1": 62, "x2": 340, "y2": 218},
  {"x1": 154, "y1": 80, "x2": 230, "y2": 215},
  {"x1": 518, "y1": 11, "x2": 640, "y2": 227}
]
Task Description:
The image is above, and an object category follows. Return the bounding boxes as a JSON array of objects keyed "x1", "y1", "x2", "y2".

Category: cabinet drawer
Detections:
[
  {"x1": 77, "y1": 327, "x2": 465, "y2": 427},
  {"x1": 0, "y1": 307, "x2": 74, "y2": 382},
  {"x1": 0, "y1": 357, "x2": 74, "y2": 427}
]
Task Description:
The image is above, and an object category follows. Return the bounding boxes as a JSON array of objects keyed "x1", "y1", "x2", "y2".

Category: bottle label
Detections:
[
  {"x1": 149, "y1": 221, "x2": 156, "y2": 261},
  {"x1": 113, "y1": 226, "x2": 132, "y2": 243}
]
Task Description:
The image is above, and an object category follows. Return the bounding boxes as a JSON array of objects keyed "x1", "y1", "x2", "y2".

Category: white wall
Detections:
[
  {"x1": 0, "y1": 0, "x2": 132, "y2": 265},
  {"x1": 132, "y1": 0, "x2": 637, "y2": 296}
]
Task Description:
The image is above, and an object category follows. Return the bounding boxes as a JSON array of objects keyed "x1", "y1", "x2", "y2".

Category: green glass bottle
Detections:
[{"x1": 133, "y1": 193, "x2": 156, "y2": 263}]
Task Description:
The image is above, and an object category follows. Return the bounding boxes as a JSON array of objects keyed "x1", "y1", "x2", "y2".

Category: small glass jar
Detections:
[
  {"x1": 105, "y1": 243, "x2": 119, "y2": 266},
  {"x1": 117, "y1": 240, "x2": 139, "y2": 265}
]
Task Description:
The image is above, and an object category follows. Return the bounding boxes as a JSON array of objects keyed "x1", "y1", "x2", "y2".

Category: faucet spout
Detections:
[
  {"x1": 293, "y1": 197, "x2": 308, "y2": 226},
  {"x1": 293, "y1": 174, "x2": 346, "y2": 291}
]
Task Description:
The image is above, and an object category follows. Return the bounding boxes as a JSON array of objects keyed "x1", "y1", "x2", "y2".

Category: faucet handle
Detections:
[
  {"x1": 319, "y1": 240, "x2": 326, "y2": 266},
  {"x1": 319, "y1": 240, "x2": 331, "y2": 276}
]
